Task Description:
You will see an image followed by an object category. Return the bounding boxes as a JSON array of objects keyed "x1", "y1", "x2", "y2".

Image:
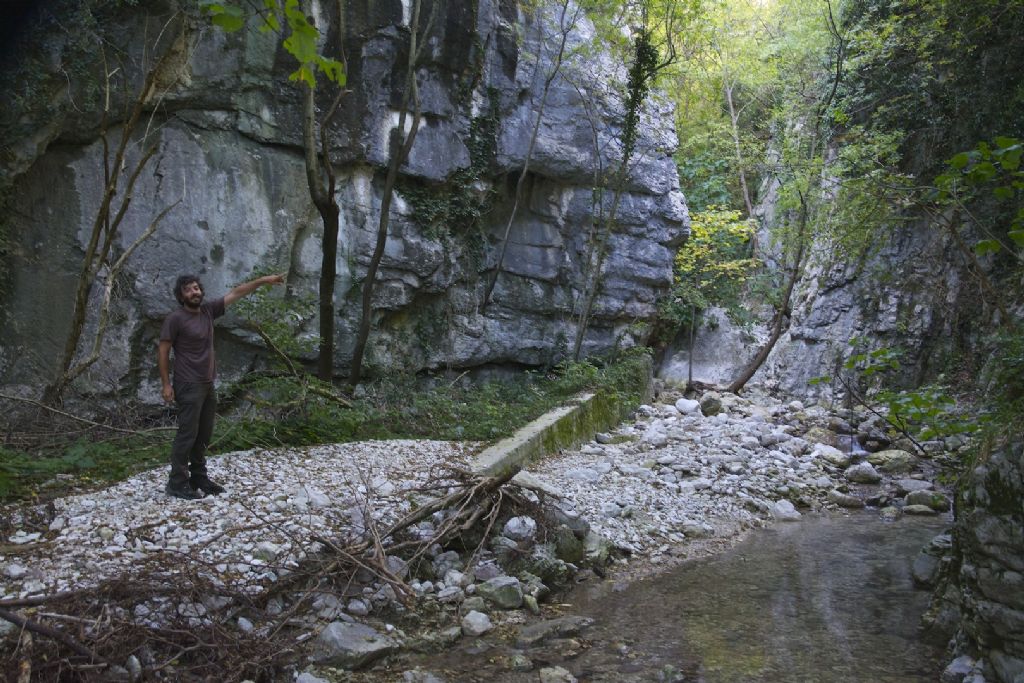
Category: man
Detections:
[{"x1": 158, "y1": 272, "x2": 285, "y2": 499}]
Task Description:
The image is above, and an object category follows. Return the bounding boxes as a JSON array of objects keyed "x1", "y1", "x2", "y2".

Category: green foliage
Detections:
[
  {"x1": 233, "y1": 275, "x2": 319, "y2": 366},
  {"x1": 935, "y1": 136, "x2": 1024, "y2": 257},
  {"x1": 0, "y1": 436, "x2": 167, "y2": 502},
  {"x1": 201, "y1": 0, "x2": 346, "y2": 88},
  {"x1": 398, "y1": 89, "x2": 500, "y2": 240},
  {"x1": 659, "y1": 206, "x2": 758, "y2": 335},
  {"x1": 813, "y1": 339, "x2": 979, "y2": 449}
]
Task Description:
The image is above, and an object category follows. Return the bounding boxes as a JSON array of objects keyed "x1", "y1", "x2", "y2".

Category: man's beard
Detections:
[{"x1": 185, "y1": 293, "x2": 203, "y2": 309}]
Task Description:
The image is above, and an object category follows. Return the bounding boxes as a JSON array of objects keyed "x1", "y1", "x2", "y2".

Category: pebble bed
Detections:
[
  {"x1": 0, "y1": 440, "x2": 477, "y2": 599},
  {"x1": 0, "y1": 390, "x2": 949, "y2": 602}
]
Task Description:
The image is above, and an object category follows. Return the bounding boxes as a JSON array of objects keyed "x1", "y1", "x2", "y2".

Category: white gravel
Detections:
[
  {"x1": 0, "y1": 390, "x2": 938, "y2": 600},
  {"x1": 0, "y1": 440, "x2": 476, "y2": 599}
]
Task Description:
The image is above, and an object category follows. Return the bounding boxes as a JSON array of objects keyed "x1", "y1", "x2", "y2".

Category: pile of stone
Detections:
[{"x1": 524, "y1": 388, "x2": 954, "y2": 568}]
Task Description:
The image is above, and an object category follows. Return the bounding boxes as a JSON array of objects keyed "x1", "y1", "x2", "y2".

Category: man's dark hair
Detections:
[{"x1": 174, "y1": 275, "x2": 203, "y2": 305}]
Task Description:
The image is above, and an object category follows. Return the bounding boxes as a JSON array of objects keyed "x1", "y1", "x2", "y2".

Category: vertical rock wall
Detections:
[{"x1": 0, "y1": 0, "x2": 688, "y2": 398}]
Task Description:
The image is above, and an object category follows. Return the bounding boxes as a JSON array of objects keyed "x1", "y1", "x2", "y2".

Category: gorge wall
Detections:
[{"x1": 0, "y1": 0, "x2": 688, "y2": 400}]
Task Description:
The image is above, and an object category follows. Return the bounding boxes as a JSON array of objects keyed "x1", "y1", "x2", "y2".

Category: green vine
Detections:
[{"x1": 398, "y1": 87, "x2": 500, "y2": 240}]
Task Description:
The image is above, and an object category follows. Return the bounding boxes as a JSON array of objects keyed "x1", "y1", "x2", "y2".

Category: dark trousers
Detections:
[{"x1": 168, "y1": 381, "x2": 216, "y2": 488}]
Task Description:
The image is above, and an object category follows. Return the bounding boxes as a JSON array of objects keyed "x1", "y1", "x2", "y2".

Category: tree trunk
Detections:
[
  {"x1": 724, "y1": 81, "x2": 754, "y2": 219},
  {"x1": 726, "y1": 195, "x2": 808, "y2": 394},
  {"x1": 349, "y1": 0, "x2": 433, "y2": 384},
  {"x1": 482, "y1": 0, "x2": 577, "y2": 309}
]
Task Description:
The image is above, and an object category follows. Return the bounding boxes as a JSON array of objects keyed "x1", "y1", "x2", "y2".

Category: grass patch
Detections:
[{"x1": 0, "y1": 349, "x2": 651, "y2": 502}]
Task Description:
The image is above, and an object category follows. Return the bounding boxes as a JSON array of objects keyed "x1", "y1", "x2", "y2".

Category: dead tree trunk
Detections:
[{"x1": 726, "y1": 192, "x2": 808, "y2": 394}]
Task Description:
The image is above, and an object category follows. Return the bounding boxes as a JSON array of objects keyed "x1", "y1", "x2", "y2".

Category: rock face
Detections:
[
  {"x1": 0, "y1": 0, "x2": 688, "y2": 396},
  {"x1": 938, "y1": 440, "x2": 1024, "y2": 683}
]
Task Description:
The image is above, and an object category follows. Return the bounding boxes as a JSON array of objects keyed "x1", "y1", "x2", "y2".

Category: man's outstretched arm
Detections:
[{"x1": 223, "y1": 273, "x2": 286, "y2": 307}]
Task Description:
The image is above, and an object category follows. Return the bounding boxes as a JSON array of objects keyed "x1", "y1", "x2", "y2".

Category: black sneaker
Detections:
[
  {"x1": 165, "y1": 483, "x2": 205, "y2": 500},
  {"x1": 191, "y1": 477, "x2": 226, "y2": 495}
]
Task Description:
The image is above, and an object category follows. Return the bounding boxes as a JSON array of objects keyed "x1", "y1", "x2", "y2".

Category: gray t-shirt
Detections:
[{"x1": 160, "y1": 297, "x2": 226, "y2": 383}]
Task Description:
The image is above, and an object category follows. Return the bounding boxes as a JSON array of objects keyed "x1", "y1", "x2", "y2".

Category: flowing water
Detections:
[{"x1": 399, "y1": 512, "x2": 950, "y2": 682}]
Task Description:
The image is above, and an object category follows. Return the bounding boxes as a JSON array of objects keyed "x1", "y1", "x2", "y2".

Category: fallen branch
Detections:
[
  {"x1": 0, "y1": 392, "x2": 174, "y2": 435},
  {"x1": 0, "y1": 607, "x2": 113, "y2": 666}
]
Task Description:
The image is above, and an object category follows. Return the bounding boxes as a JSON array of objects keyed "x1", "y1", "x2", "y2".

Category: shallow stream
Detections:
[{"x1": 400, "y1": 512, "x2": 950, "y2": 682}]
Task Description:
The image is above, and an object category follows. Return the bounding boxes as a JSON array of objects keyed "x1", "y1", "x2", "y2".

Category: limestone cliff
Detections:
[{"x1": 0, "y1": 0, "x2": 688, "y2": 398}]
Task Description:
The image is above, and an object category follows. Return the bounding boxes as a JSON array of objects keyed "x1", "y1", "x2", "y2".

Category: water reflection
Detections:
[{"x1": 571, "y1": 513, "x2": 949, "y2": 682}]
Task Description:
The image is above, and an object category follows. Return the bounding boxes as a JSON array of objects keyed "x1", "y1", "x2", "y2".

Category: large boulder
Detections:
[
  {"x1": 312, "y1": 621, "x2": 399, "y2": 669},
  {"x1": 867, "y1": 449, "x2": 918, "y2": 474}
]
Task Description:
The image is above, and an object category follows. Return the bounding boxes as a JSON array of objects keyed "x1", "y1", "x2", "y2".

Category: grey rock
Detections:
[
  {"x1": 828, "y1": 489, "x2": 865, "y2": 508},
  {"x1": 896, "y1": 478, "x2": 934, "y2": 494},
  {"x1": 539, "y1": 666, "x2": 578, "y2": 683},
  {"x1": 346, "y1": 599, "x2": 370, "y2": 616},
  {"x1": 903, "y1": 504, "x2": 939, "y2": 516},
  {"x1": 503, "y1": 516, "x2": 537, "y2": 542},
  {"x1": 771, "y1": 499, "x2": 802, "y2": 522},
  {"x1": 867, "y1": 449, "x2": 918, "y2": 474},
  {"x1": 675, "y1": 398, "x2": 701, "y2": 414},
  {"x1": 940, "y1": 656, "x2": 975, "y2": 683},
  {"x1": 905, "y1": 490, "x2": 951, "y2": 511},
  {"x1": 845, "y1": 462, "x2": 882, "y2": 484},
  {"x1": 912, "y1": 553, "x2": 942, "y2": 587},
  {"x1": 312, "y1": 621, "x2": 399, "y2": 669},
  {"x1": 296, "y1": 674, "x2": 331, "y2": 683},
  {"x1": 462, "y1": 596, "x2": 487, "y2": 613},
  {"x1": 461, "y1": 610, "x2": 493, "y2": 636},
  {"x1": 476, "y1": 576, "x2": 523, "y2": 609}
]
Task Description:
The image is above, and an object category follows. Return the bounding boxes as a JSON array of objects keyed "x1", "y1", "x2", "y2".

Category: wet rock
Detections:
[
  {"x1": 896, "y1": 479, "x2": 933, "y2": 494},
  {"x1": 845, "y1": 462, "x2": 882, "y2": 484},
  {"x1": 296, "y1": 673, "x2": 330, "y2": 683},
  {"x1": 867, "y1": 449, "x2": 917, "y2": 473},
  {"x1": 771, "y1": 499, "x2": 802, "y2": 522},
  {"x1": 879, "y1": 506, "x2": 902, "y2": 521},
  {"x1": 312, "y1": 621, "x2": 399, "y2": 669},
  {"x1": 476, "y1": 576, "x2": 523, "y2": 609},
  {"x1": 905, "y1": 490, "x2": 951, "y2": 511},
  {"x1": 828, "y1": 490, "x2": 865, "y2": 508},
  {"x1": 539, "y1": 666, "x2": 578, "y2": 683},
  {"x1": 523, "y1": 594, "x2": 541, "y2": 614},
  {"x1": 516, "y1": 616, "x2": 594, "y2": 647},
  {"x1": 461, "y1": 610, "x2": 492, "y2": 636},
  {"x1": 903, "y1": 504, "x2": 939, "y2": 516}
]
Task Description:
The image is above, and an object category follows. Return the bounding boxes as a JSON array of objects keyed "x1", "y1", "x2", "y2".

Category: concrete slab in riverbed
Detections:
[{"x1": 471, "y1": 388, "x2": 648, "y2": 478}]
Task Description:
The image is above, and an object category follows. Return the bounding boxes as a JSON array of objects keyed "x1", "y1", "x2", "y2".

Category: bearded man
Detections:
[{"x1": 158, "y1": 272, "x2": 285, "y2": 499}]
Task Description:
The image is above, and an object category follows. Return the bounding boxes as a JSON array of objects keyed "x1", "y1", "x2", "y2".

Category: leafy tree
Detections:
[
  {"x1": 661, "y1": 206, "x2": 757, "y2": 386},
  {"x1": 45, "y1": 12, "x2": 189, "y2": 403},
  {"x1": 204, "y1": 0, "x2": 346, "y2": 381}
]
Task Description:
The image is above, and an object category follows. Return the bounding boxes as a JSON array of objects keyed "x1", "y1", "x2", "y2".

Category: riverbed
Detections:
[{"x1": 394, "y1": 511, "x2": 949, "y2": 682}]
